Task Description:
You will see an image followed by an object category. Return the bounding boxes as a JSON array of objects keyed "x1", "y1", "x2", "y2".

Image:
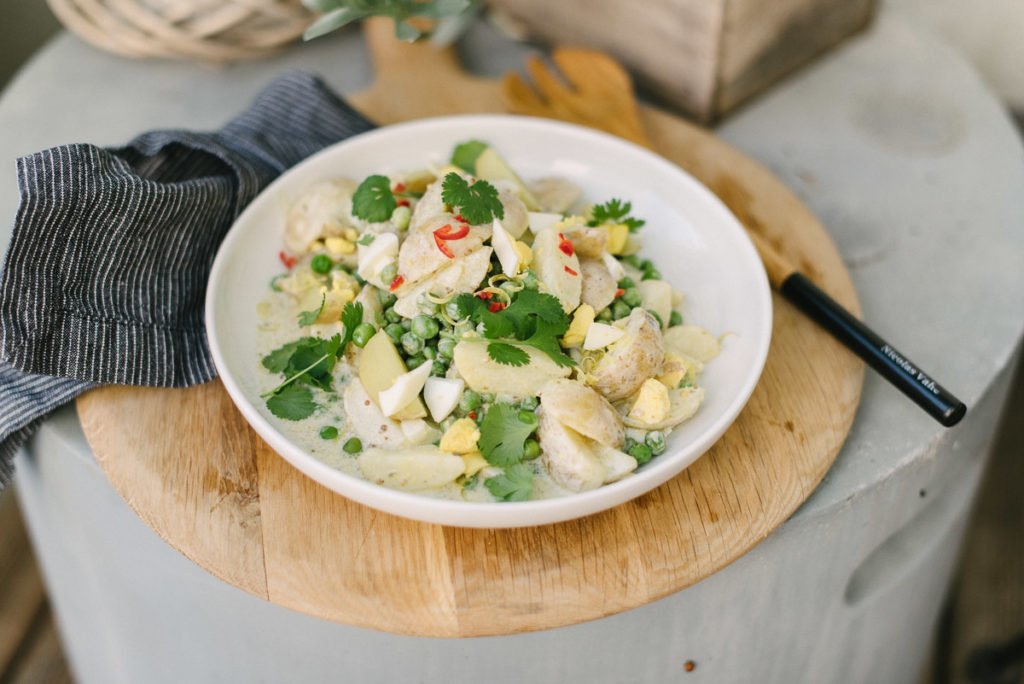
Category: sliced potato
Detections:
[
  {"x1": 342, "y1": 379, "x2": 407, "y2": 448},
  {"x1": 396, "y1": 214, "x2": 491, "y2": 288},
  {"x1": 531, "y1": 177, "x2": 582, "y2": 214},
  {"x1": 587, "y1": 308, "x2": 665, "y2": 401},
  {"x1": 531, "y1": 228, "x2": 582, "y2": 313},
  {"x1": 662, "y1": 325, "x2": 720, "y2": 363},
  {"x1": 284, "y1": 179, "x2": 356, "y2": 254},
  {"x1": 621, "y1": 386, "x2": 704, "y2": 430},
  {"x1": 358, "y1": 331, "x2": 426, "y2": 420},
  {"x1": 354, "y1": 285, "x2": 382, "y2": 326},
  {"x1": 537, "y1": 408, "x2": 606, "y2": 492},
  {"x1": 453, "y1": 340, "x2": 570, "y2": 396},
  {"x1": 498, "y1": 189, "x2": 529, "y2": 238},
  {"x1": 593, "y1": 444, "x2": 637, "y2": 482},
  {"x1": 579, "y1": 258, "x2": 617, "y2": 312},
  {"x1": 410, "y1": 177, "x2": 447, "y2": 232},
  {"x1": 563, "y1": 226, "x2": 608, "y2": 258},
  {"x1": 539, "y1": 379, "x2": 623, "y2": 448},
  {"x1": 358, "y1": 445, "x2": 465, "y2": 491},
  {"x1": 636, "y1": 279, "x2": 673, "y2": 328}
]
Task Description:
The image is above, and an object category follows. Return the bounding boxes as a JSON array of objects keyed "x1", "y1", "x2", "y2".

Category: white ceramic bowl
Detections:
[{"x1": 206, "y1": 115, "x2": 771, "y2": 528}]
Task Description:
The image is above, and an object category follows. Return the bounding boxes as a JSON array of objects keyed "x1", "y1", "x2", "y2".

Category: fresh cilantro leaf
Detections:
[
  {"x1": 478, "y1": 403, "x2": 539, "y2": 466},
  {"x1": 485, "y1": 463, "x2": 534, "y2": 502},
  {"x1": 521, "y1": 319, "x2": 576, "y2": 368},
  {"x1": 449, "y1": 293, "x2": 515, "y2": 339},
  {"x1": 503, "y1": 290, "x2": 567, "y2": 336},
  {"x1": 352, "y1": 175, "x2": 397, "y2": 222},
  {"x1": 339, "y1": 301, "x2": 364, "y2": 351},
  {"x1": 297, "y1": 293, "x2": 326, "y2": 326},
  {"x1": 451, "y1": 290, "x2": 573, "y2": 367},
  {"x1": 450, "y1": 140, "x2": 488, "y2": 174},
  {"x1": 441, "y1": 172, "x2": 504, "y2": 225},
  {"x1": 266, "y1": 382, "x2": 317, "y2": 421},
  {"x1": 588, "y1": 198, "x2": 646, "y2": 232},
  {"x1": 262, "y1": 338, "x2": 317, "y2": 373},
  {"x1": 261, "y1": 334, "x2": 342, "y2": 397},
  {"x1": 486, "y1": 342, "x2": 529, "y2": 367}
]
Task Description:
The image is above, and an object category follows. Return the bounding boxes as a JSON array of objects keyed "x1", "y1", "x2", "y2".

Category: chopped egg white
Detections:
[
  {"x1": 491, "y1": 218, "x2": 520, "y2": 276},
  {"x1": 583, "y1": 322, "x2": 625, "y2": 350},
  {"x1": 423, "y1": 377, "x2": 464, "y2": 423},
  {"x1": 378, "y1": 362, "x2": 432, "y2": 417}
]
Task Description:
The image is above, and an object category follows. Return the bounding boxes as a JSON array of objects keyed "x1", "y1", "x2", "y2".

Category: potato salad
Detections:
[{"x1": 257, "y1": 140, "x2": 719, "y2": 502}]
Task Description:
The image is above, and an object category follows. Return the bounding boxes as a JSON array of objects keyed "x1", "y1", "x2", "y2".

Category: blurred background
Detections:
[{"x1": 0, "y1": 1, "x2": 1020, "y2": 682}]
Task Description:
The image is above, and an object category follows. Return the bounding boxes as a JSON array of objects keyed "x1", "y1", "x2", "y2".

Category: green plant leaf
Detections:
[
  {"x1": 478, "y1": 403, "x2": 539, "y2": 466},
  {"x1": 303, "y1": 7, "x2": 367, "y2": 41},
  {"x1": 485, "y1": 463, "x2": 534, "y2": 501},
  {"x1": 352, "y1": 174, "x2": 397, "y2": 222},
  {"x1": 486, "y1": 342, "x2": 529, "y2": 367},
  {"x1": 266, "y1": 383, "x2": 318, "y2": 420},
  {"x1": 440, "y1": 172, "x2": 504, "y2": 224}
]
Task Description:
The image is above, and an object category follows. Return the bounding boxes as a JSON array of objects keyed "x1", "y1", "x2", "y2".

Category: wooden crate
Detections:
[{"x1": 489, "y1": 0, "x2": 877, "y2": 122}]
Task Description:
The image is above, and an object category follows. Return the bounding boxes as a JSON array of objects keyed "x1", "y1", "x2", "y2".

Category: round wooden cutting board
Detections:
[{"x1": 77, "y1": 21, "x2": 863, "y2": 637}]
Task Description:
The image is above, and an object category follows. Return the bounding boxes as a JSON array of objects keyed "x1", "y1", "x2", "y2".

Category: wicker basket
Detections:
[{"x1": 46, "y1": 0, "x2": 313, "y2": 62}]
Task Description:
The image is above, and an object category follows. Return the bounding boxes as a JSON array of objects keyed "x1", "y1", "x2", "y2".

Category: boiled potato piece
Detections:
[
  {"x1": 662, "y1": 325, "x2": 720, "y2": 363},
  {"x1": 410, "y1": 177, "x2": 447, "y2": 231},
  {"x1": 284, "y1": 179, "x2": 356, "y2": 254},
  {"x1": 579, "y1": 258, "x2": 618, "y2": 312},
  {"x1": 537, "y1": 408, "x2": 606, "y2": 492},
  {"x1": 342, "y1": 379, "x2": 407, "y2": 448},
  {"x1": 498, "y1": 189, "x2": 529, "y2": 238},
  {"x1": 354, "y1": 285, "x2": 382, "y2": 326},
  {"x1": 393, "y1": 247, "x2": 492, "y2": 319},
  {"x1": 587, "y1": 309, "x2": 665, "y2": 401},
  {"x1": 621, "y1": 386, "x2": 704, "y2": 430},
  {"x1": 539, "y1": 379, "x2": 623, "y2": 448},
  {"x1": 358, "y1": 331, "x2": 426, "y2": 420},
  {"x1": 358, "y1": 445, "x2": 465, "y2": 491},
  {"x1": 531, "y1": 228, "x2": 582, "y2": 313},
  {"x1": 396, "y1": 214, "x2": 491, "y2": 288},
  {"x1": 636, "y1": 279, "x2": 673, "y2": 328},
  {"x1": 564, "y1": 226, "x2": 608, "y2": 258},
  {"x1": 531, "y1": 177, "x2": 582, "y2": 214},
  {"x1": 474, "y1": 147, "x2": 540, "y2": 210},
  {"x1": 593, "y1": 444, "x2": 638, "y2": 482},
  {"x1": 453, "y1": 340, "x2": 570, "y2": 397}
]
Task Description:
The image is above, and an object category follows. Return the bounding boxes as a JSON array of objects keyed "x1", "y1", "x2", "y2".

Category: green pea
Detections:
[
  {"x1": 352, "y1": 323, "x2": 376, "y2": 348},
  {"x1": 523, "y1": 438, "x2": 541, "y2": 460},
  {"x1": 646, "y1": 309, "x2": 664, "y2": 328},
  {"x1": 406, "y1": 355, "x2": 426, "y2": 370},
  {"x1": 401, "y1": 332, "x2": 424, "y2": 356},
  {"x1": 642, "y1": 269, "x2": 662, "y2": 280},
  {"x1": 444, "y1": 300, "x2": 464, "y2": 321},
  {"x1": 617, "y1": 277, "x2": 635, "y2": 290},
  {"x1": 342, "y1": 437, "x2": 363, "y2": 454},
  {"x1": 379, "y1": 262, "x2": 398, "y2": 285},
  {"x1": 319, "y1": 425, "x2": 338, "y2": 440},
  {"x1": 384, "y1": 307, "x2": 402, "y2": 324},
  {"x1": 378, "y1": 290, "x2": 397, "y2": 308},
  {"x1": 670, "y1": 311, "x2": 683, "y2": 327},
  {"x1": 521, "y1": 270, "x2": 540, "y2": 290},
  {"x1": 459, "y1": 390, "x2": 482, "y2": 412},
  {"x1": 596, "y1": 307, "x2": 613, "y2": 322},
  {"x1": 645, "y1": 430, "x2": 667, "y2": 456},
  {"x1": 518, "y1": 410, "x2": 538, "y2": 426},
  {"x1": 430, "y1": 361, "x2": 447, "y2": 377},
  {"x1": 629, "y1": 443, "x2": 653, "y2": 465},
  {"x1": 411, "y1": 315, "x2": 440, "y2": 340},
  {"x1": 612, "y1": 300, "x2": 631, "y2": 320},
  {"x1": 391, "y1": 204, "x2": 412, "y2": 231},
  {"x1": 520, "y1": 396, "x2": 539, "y2": 411},
  {"x1": 639, "y1": 259, "x2": 654, "y2": 272},
  {"x1": 621, "y1": 288, "x2": 642, "y2": 307},
  {"x1": 385, "y1": 323, "x2": 404, "y2": 343},
  {"x1": 310, "y1": 254, "x2": 332, "y2": 274},
  {"x1": 422, "y1": 346, "x2": 437, "y2": 360},
  {"x1": 437, "y1": 337, "x2": 456, "y2": 360}
]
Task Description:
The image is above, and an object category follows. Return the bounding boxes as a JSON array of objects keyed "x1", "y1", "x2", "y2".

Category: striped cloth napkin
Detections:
[{"x1": 0, "y1": 72, "x2": 375, "y2": 487}]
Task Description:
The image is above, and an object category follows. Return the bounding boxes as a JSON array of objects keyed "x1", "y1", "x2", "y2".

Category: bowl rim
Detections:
[{"x1": 205, "y1": 113, "x2": 772, "y2": 528}]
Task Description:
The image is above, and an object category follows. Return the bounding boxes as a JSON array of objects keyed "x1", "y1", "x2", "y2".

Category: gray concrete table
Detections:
[{"x1": 4, "y1": 5, "x2": 1023, "y2": 683}]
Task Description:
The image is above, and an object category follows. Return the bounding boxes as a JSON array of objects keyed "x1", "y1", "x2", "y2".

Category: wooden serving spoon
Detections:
[{"x1": 503, "y1": 52, "x2": 966, "y2": 427}]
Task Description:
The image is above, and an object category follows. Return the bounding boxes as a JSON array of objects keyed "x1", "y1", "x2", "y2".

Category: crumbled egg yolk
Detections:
[
  {"x1": 658, "y1": 353, "x2": 688, "y2": 389},
  {"x1": 561, "y1": 304, "x2": 595, "y2": 348},
  {"x1": 628, "y1": 378, "x2": 671, "y2": 425},
  {"x1": 440, "y1": 418, "x2": 480, "y2": 454},
  {"x1": 462, "y1": 451, "x2": 488, "y2": 477},
  {"x1": 325, "y1": 236, "x2": 356, "y2": 256},
  {"x1": 603, "y1": 223, "x2": 630, "y2": 255}
]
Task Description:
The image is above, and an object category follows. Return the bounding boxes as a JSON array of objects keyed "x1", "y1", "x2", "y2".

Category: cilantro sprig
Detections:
[
  {"x1": 478, "y1": 403, "x2": 539, "y2": 466},
  {"x1": 260, "y1": 301, "x2": 363, "y2": 420},
  {"x1": 441, "y1": 172, "x2": 504, "y2": 225},
  {"x1": 451, "y1": 289, "x2": 574, "y2": 367},
  {"x1": 352, "y1": 175, "x2": 396, "y2": 222},
  {"x1": 485, "y1": 464, "x2": 533, "y2": 502},
  {"x1": 588, "y1": 198, "x2": 645, "y2": 232}
]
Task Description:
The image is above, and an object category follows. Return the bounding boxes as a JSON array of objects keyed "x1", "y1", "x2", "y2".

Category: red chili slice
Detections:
[
  {"x1": 614, "y1": 288, "x2": 625, "y2": 298},
  {"x1": 476, "y1": 291, "x2": 492, "y2": 300},
  {"x1": 435, "y1": 223, "x2": 470, "y2": 241},
  {"x1": 389, "y1": 275, "x2": 405, "y2": 291},
  {"x1": 488, "y1": 302, "x2": 506, "y2": 313},
  {"x1": 278, "y1": 250, "x2": 297, "y2": 270},
  {"x1": 397, "y1": 199, "x2": 410, "y2": 207},
  {"x1": 564, "y1": 265, "x2": 578, "y2": 276},
  {"x1": 557, "y1": 233, "x2": 575, "y2": 256},
  {"x1": 433, "y1": 233, "x2": 455, "y2": 259},
  {"x1": 393, "y1": 182, "x2": 406, "y2": 193},
  {"x1": 468, "y1": 410, "x2": 477, "y2": 420}
]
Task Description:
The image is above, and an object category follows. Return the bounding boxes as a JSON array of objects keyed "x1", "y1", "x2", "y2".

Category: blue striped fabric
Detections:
[{"x1": 0, "y1": 72, "x2": 375, "y2": 487}]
